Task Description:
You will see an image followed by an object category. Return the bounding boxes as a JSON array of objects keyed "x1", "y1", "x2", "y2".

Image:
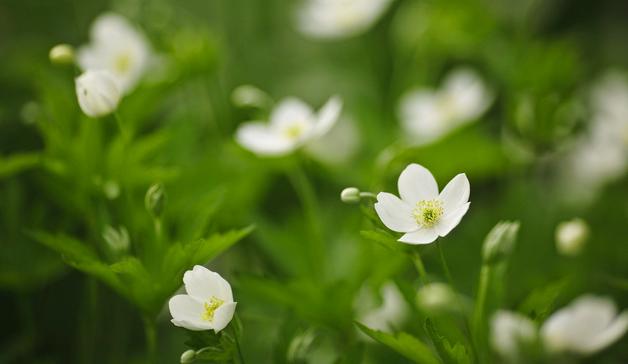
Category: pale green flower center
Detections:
[
  {"x1": 115, "y1": 52, "x2": 132, "y2": 73},
  {"x1": 201, "y1": 296, "x2": 224, "y2": 322},
  {"x1": 283, "y1": 123, "x2": 305, "y2": 139},
  {"x1": 413, "y1": 199, "x2": 444, "y2": 227}
]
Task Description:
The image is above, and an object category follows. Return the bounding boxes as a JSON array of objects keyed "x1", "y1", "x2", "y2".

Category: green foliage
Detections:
[{"x1": 355, "y1": 322, "x2": 441, "y2": 364}]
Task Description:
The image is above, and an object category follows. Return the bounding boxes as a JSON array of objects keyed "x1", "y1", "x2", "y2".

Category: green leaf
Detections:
[
  {"x1": 518, "y1": 279, "x2": 568, "y2": 323},
  {"x1": 424, "y1": 319, "x2": 471, "y2": 364},
  {"x1": 355, "y1": 322, "x2": 441, "y2": 364},
  {"x1": 0, "y1": 153, "x2": 40, "y2": 178},
  {"x1": 185, "y1": 329, "x2": 235, "y2": 363},
  {"x1": 360, "y1": 229, "x2": 406, "y2": 254}
]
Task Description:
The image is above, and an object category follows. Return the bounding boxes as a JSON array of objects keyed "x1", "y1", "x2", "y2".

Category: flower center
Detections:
[
  {"x1": 413, "y1": 199, "x2": 444, "y2": 228},
  {"x1": 201, "y1": 296, "x2": 224, "y2": 322},
  {"x1": 114, "y1": 52, "x2": 132, "y2": 74},
  {"x1": 283, "y1": 123, "x2": 304, "y2": 140}
]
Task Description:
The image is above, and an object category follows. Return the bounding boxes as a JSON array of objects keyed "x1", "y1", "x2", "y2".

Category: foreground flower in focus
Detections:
[
  {"x1": 75, "y1": 70, "x2": 121, "y2": 118},
  {"x1": 169, "y1": 265, "x2": 237, "y2": 332},
  {"x1": 297, "y1": 0, "x2": 392, "y2": 40},
  {"x1": 399, "y1": 68, "x2": 492, "y2": 145},
  {"x1": 235, "y1": 96, "x2": 342, "y2": 156},
  {"x1": 541, "y1": 295, "x2": 628, "y2": 355},
  {"x1": 375, "y1": 163, "x2": 470, "y2": 244},
  {"x1": 78, "y1": 13, "x2": 152, "y2": 94}
]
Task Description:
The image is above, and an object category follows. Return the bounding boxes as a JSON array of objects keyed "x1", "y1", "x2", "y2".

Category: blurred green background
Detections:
[{"x1": 1, "y1": 0, "x2": 628, "y2": 363}]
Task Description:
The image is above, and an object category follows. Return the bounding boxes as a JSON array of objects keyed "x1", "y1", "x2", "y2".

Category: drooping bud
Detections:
[
  {"x1": 180, "y1": 349, "x2": 196, "y2": 363},
  {"x1": 555, "y1": 218, "x2": 589, "y2": 256},
  {"x1": 482, "y1": 221, "x2": 520, "y2": 265},
  {"x1": 102, "y1": 225, "x2": 130, "y2": 254},
  {"x1": 145, "y1": 183, "x2": 166, "y2": 218},
  {"x1": 340, "y1": 187, "x2": 361, "y2": 204},
  {"x1": 49, "y1": 44, "x2": 75, "y2": 65},
  {"x1": 75, "y1": 70, "x2": 121, "y2": 118},
  {"x1": 231, "y1": 85, "x2": 270, "y2": 109}
]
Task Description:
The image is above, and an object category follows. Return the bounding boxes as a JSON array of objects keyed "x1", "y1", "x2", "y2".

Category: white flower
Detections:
[
  {"x1": 169, "y1": 265, "x2": 237, "y2": 332},
  {"x1": 297, "y1": 0, "x2": 392, "y2": 40},
  {"x1": 541, "y1": 295, "x2": 628, "y2": 355},
  {"x1": 491, "y1": 310, "x2": 537, "y2": 362},
  {"x1": 374, "y1": 163, "x2": 470, "y2": 244},
  {"x1": 75, "y1": 70, "x2": 121, "y2": 118},
  {"x1": 399, "y1": 68, "x2": 492, "y2": 144},
  {"x1": 555, "y1": 218, "x2": 589, "y2": 256},
  {"x1": 305, "y1": 117, "x2": 360, "y2": 165},
  {"x1": 355, "y1": 282, "x2": 408, "y2": 334},
  {"x1": 77, "y1": 12, "x2": 152, "y2": 94},
  {"x1": 235, "y1": 96, "x2": 342, "y2": 157}
]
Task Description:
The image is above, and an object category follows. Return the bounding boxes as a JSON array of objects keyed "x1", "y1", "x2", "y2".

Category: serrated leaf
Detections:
[
  {"x1": 424, "y1": 319, "x2": 471, "y2": 364},
  {"x1": 355, "y1": 322, "x2": 441, "y2": 364}
]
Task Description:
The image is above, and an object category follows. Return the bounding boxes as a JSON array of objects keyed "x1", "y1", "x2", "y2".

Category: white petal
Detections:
[
  {"x1": 436, "y1": 202, "x2": 470, "y2": 237},
  {"x1": 270, "y1": 98, "x2": 314, "y2": 129},
  {"x1": 211, "y1": 302, "x2": 237, "y2": 333},
  {"x1": 168, "y1": 295, "x2": 211, "y2": 330},
  {"x1": 314, "y1": 96, "x2": 342, "y2": 137},
  {"x1": 442, "y1": 68, "x2": 492, "y2": 122},
  {"x1": 374, "y1": 192, "x2": 416, "y2": 232},
  {"x1": 398, "y1": 228, "x2": 439, "y2": 245},
  {"x1": 399, "y1": 89, "x2": 448, "y2": 143},
  {"x1": 184, "y1": 265, "x2": 234, "y2": 303},
  {"x1": 397, "y1": 163, "x2": 439, "y2": 204},
  {"x1": 75, "y1": 70, "x2": 121, "y2": 118},
  {"x1": 586, "y1": 311, "x2": 628, "y2": 354},
  {"x1": 439, "y1": 173, "x2": 470, "y2": 212},
  {"x1": 235, "y1": 122, "x2": 297, "y2": 156}
]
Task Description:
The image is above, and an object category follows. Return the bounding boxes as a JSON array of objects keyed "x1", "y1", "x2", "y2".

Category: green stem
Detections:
[
  {"x1": 410, "y1": 248, "x2": 428, "y2": 285},
  {"x1": 113, "y1": 112, "x2": 129, "y2": 141},
  {"x1": 472, "y1": 264, "x2": 491, "y2": 355},
  {"x1": 234, "y1": 331, "x2": 246, "y2": 364},
  {"x1": 437, "y1": 242, "x2": 454, "y2": 286},
  {"x1": 359, "y1": 192, "x2": 377, "y2": 200},
  {"x1": 287, "y1": 161, "x2": 325, "y2": 278},
  {"x1": 143, "y1": 316, "x2": 157, "y2": 363}
]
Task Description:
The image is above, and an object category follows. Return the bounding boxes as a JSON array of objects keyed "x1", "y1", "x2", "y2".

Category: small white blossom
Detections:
[
  {"x1": 77, "y1": 13, "x2": 152, "y2": 94},
  {"x1": 374, "y1": 163, "x2": 470, "y2": 244},
  {"x1": 235, "y1": 96, "x2": 342, "y2": 157},
  {"x1": 75, "y1": 70, "x2": 121, "y2": 118},
  {"x1": 491, "y1": 310, "x2": 537, "y2": 362},
  {"x1": 355, "y1": 282, "x2": 409, "y2": 334},
  {"x1": 297, "y1": 0, "x2": 392, "y2": 40},
  {"x1": 169, "y1": 265, "x2": 237, "y2": 332},
  {"x1": 415, "y1": 282, "x2": 458, "y2": 313},
  {"x1": 399, "y1": 68, "x2": 492, "y2": 145},
  {"x1": 541, "y1": 295, "x2": 628, "y2": 355},
  {"x1": 555, "y1": 218, "x2": 589, "y2": 256}
]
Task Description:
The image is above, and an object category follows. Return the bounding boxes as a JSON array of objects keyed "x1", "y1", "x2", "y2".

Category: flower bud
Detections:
[
  {"x1": 75, "y1": 70, "x2": 121, "y2": 118},
  {"x1": 145, "y1": 183, "x2": 166, "y2": 218},
  {"x1": 49, "y1": 44, "x2": 75, "y2": 65},
  {"x1": 482, "y1": 221, "x2": 520, "y2": 265},
  {"x1": 416, "y1": 282, "x2": 458, "y2": 314},
  {"x1": 180, "y1": 349, "x2": 196, "y2": 363},
  {"x1": 555, "y1": 218, "x2": 589, "y2": 256},
  {"x1": 102, "y1": 225, "x2": 130, "y2": 254},
  {"x1": 231, "y1": 85, "x2": 270, "y2": 108},
  {"x1": 340, "y1": 187, "x2": 361, "y2": 203}
]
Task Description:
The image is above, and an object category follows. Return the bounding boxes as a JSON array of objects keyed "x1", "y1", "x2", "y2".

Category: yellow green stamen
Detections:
[
  {"x1": 413, "y1": 199, "x2": 444, "y2": 228},
  {"x1": 201, "y1": 296, "x2": 224, "y2": 322}
]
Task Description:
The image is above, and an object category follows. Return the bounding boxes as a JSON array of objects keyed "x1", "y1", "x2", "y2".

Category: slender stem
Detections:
[
  {"x1": 359, "y1": 192, "x2": 377, "y2": 200},
  {"x1": 286, "y1": 161, "x2": 325, "y2": 277},
  {"x1": 113, "y1": 112, "x2": 129, "y2": 141},
  {"x1": 472, "y1": 264, "x2": 492, "y2": 363},
  {"x1": 410, "y1": 248, "x2": 428, "y2": 285},
  {"x1": 437, "y1": 241, "x2": 454, "y2": 286},
  {"x1": 234, "y1": 332, "x2": 246, "y2": 364},
  {"x1": 143, "y1": 316, "x2": 157, "y2": 363}
]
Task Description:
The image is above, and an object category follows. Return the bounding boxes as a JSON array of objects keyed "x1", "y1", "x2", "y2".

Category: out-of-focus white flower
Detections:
[
  {"x1": 235, "y1": 96, "x2": 342, "y2": 157},
  {"x1": 399, "y1": 68, "x2": 492, "y2": 145},
  {"x1": 305, "y1": 117, "x2": 360, "y2": 165},
  {"x1": 75, "y1": 70, "x2": 121, "y2": 118},
  {"x1": 562, "y1": 72, "x2": 628, "y2": 201},
  {"x1": 297, "y1": 0, "x2": 392, "y2": 40},
  {"x1": 102, "y1": 225, "x2": 130, "y2": 254},
  {"x1": 555, "y1": 218, "x2": 589, "y2": 256},
  {"x1": 491, "y1": 310, "x2": 537, "y2": 362},
  {"x1": 374, "y1": 163, "x2": 470, "y2": 244},
  {"x1": 415, "y1": 282, "x2": 457, "y2": 313},
  {"x1": 541, "y1": 295, "x2": 628, "y2": 355},
  {"x1": 78, "y1": 13, "x2": 152, "y2": 94},
  {"x1": 169, "y1": 265, "x2": 237, "y2": 332},
  {"x1": 355, "y1": 282, "x2": 409, "y2": 334}
]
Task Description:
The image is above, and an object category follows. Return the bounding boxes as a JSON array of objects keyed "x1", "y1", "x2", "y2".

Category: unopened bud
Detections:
[
  {"x1": 49, "y1": 44, "x2": 75, "y2": 65},
  {"x1": 555, "y1": 218, "x2": 589, "y2": 256},
  {"x1": 102, "y1": 225, "x2": 130, "y2": 254},
  {"x1": 231, "y1": 85, "x2": 270, "y2": 108},
  {"x1": 180, "y1": 349, "x2": 196, "y2": 363},
  {"x1": 145, "y1": 183, "x2": 166, "y2": 218},
  {"x1": 416, "y1": 283, "x2": 457, "y2": 313},
  {"x1": 340, "y1": 187, "x2": 361, "y2": 203},
  {"x1": 482, "y1": 221, "x2": 520, "y2": 265}
]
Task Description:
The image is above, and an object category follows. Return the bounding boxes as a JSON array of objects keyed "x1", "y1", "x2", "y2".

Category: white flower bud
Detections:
[
  {"x1": 482, "y1": 221, "x2": 520, "y2": 265},
  {"x1": 555, "y1": 218, "x2": 589, "y2": 256},
  {"x1": 416, "y1": 283, "x2": 457, "y2": 314},
  {"x1": 340, "y1": 187, "x2": 361, "y2": 203},
  {"x1": 102, "y1": 225, "x2": 130, "y2": 254},
  {"x1": 231, "y1": 85, "x2": 270, "y2": 108},
  {"x1": 180, "y1": 349, "x2": 196, "y2": 363},
  {"x1": 75, "y1": 70, "x2": 121, "y2": 118},
  {"x1": 145, "y1": 183, "x2": 166, "y2": 218},
  {"x1": 49, "y1": 44, "x2": 75, "y2": 65}
]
